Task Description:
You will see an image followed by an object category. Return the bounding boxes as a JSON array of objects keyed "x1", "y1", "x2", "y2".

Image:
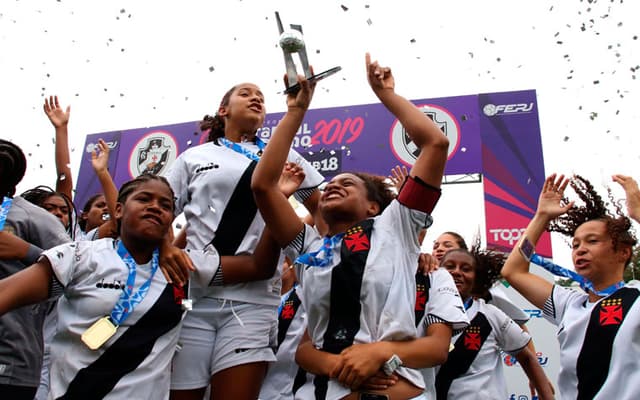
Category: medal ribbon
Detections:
[
  {"x1": 218, "y1": 137, "x2": 266, "y2": 162},
  {"x1": 530, "y1": 253, "x2": 624, "y2": 297},
  {"x1": 463, "y1": 297, "x2": 473, "y2": 310},
  {"x1": 294, "y1": 233, "x2": 345, "y2": 268},
  {"x1": 0, "y1": 196, "x2": 12, "y2": 230},
  {"x1": 110, "y1": 241, "x2": 160, "y2": 325}
]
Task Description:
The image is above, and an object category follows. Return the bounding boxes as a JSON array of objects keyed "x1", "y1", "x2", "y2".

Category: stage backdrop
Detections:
[{"x1": 75, "y1": 89, "x2": 551, "y2": 257}]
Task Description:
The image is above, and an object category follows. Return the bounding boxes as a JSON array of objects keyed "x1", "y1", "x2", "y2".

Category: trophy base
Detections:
[{"x1": 284, "y1": 66, "x2": 342, "y2": 94}]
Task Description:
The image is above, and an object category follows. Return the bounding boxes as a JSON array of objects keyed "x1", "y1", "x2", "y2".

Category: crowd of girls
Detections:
[{"x1": 1, "y1": 51, "x2": 639, "y2": 400}]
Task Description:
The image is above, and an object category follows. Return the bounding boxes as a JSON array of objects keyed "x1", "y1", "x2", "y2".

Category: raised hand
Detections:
[
  {"x1": 612, "y1": 174, "x2": 640, "y2": 223},
  {"x1": 91, "y1": 139, "x2": 110, "y2": 174},
  {"x1": 285, "y1": 72, "x2": 316, "y2": 112},
  {"x1": 536, "y1": 174, "x2": 574, "y2": 219},
  {"x1": 366, "y1": 52, "x2": 395, "y2": 93},
  {"x1": 389, "y1": 165, "x2": 409, "y2": 192},
  {"x1": 43, "y1": 95, "x2": 70, "y2": 128},
  {"x1": 278, "y1": 161, "x2": 306, "y2": 198}
]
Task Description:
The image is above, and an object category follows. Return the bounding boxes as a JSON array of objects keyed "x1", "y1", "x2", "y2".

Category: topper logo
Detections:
[
  {"x1": 85, "y1": 140, "x2": 119, "y2": 153},
  {"x1": 489, "y1": 228, "x2": 525, "y2": 245},
  {"x1": 483, "y1": 103, "x2": 534, "y2": 116}
]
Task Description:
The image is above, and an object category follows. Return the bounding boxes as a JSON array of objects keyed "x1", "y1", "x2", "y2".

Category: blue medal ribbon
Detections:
[
  {"x1": 294, "y1": 233, "x2": 345, "y2": 268},
  {"x1": 0, "y1": 196, "x2": 12, "y2": 231},
  {"x1": 218, "y1": 137, "x2": 266, "y2": 162},
  {"x1": 110, "y1": 241, "x2": 160, "y2": 326},
  {"x1": 463, "y1": 297, "x2": 473, "y2": 310},
  {"x1": 530, "y1": 253, "x2": 625, "y2": 297}
]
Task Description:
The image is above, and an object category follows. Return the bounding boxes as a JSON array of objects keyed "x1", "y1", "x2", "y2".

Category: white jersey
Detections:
[
  {"x1": 284, "y1": 200, "x2": 432, "y2": 400},
  {"x1": 260, "y1": 285, "x2": 308, "y2": 400},
  {"x1": 542, "y1": 282, "x2": 640, "y2": 400},
  {"x1": 167, "y1": 140, "x2": 324, "y2": 306},
  {"x1": 488, "y1": 284, "x2": 530, "y2": 325},
  {"x1": 416, "y1": 268, "x2": 469, "y2": 400},
  {"x1": 434, "y1": 299, "x2": 530, "y2": 400},
  {"x1": 41, "y1": 239, "x2": 218, "y2": 400}
]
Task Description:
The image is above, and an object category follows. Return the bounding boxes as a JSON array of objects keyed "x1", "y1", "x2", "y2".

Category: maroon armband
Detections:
[{"x1": 397, "y1": 176, "x2": 441, "y2": 214}]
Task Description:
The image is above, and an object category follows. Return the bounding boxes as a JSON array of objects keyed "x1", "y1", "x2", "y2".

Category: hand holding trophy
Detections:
[{"x1": 275, "y1": 11, "x2": 341, "y2": 94}]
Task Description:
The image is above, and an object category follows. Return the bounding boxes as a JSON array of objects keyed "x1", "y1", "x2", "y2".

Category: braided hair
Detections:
[
  {"x1": 115, "y1": 173, "x2": 175, "y2": 235},
  {"x1": 549, "y1": 175, "x2": 636, "y2": 265},
  {"x1": 0, "y1": 139, "x2": 27, "y2": 197},
  {"x1": 21, "y1": 185, "x2": 77, "y2": 237}
]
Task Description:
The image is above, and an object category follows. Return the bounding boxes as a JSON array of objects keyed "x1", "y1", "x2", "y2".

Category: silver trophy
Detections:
[{"x1": 275, "y1": 11, "x2": 341, "y2": 94}]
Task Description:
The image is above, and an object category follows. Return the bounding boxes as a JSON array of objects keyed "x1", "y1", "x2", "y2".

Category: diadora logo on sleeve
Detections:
[
  {"x1": 389, "y1": 104, "x2": 460, "y2": 166},
  {"x1": 482, "y1": 103, "x2": 534, "y2": 116}
]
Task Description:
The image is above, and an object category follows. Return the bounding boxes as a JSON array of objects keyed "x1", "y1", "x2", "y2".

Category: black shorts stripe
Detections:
[{"x1": 210, "y1": 161, "x2": 258, "y2": 256}]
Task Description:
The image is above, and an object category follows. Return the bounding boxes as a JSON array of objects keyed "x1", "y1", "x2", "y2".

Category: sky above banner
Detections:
[{"x1": 2, "y1": 0, "x2": 639, "y2": 267}]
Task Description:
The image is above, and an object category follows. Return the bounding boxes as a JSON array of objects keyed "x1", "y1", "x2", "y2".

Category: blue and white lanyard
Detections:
[
  {"x1": 218, "y1": 137, "x2": 266, "y2": 162},
  {"x1": 463, "y1": 297, "x2": 473, "y2": 310},
  {"x1": 110, "y1": 241, "x2": 160, "y2": 325},
  {"x1": 530, "y1": 253, "x2": 625, "y2": 297},
  {"x1": 0, "y1": 196, "x2": 12, "y2": 230},
  {"x1": 294, "y1": 233, "x2": 345, "y2": 268}
]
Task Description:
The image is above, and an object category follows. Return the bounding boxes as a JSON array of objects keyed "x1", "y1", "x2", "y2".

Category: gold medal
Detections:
[{"x1": 81, "y1": 316, "x2": 117, "y2": 350}]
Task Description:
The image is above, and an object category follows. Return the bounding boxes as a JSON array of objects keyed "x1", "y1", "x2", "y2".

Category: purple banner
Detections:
[{"x1": 76, "y1": 91, "x2": 547, "y2": 258}]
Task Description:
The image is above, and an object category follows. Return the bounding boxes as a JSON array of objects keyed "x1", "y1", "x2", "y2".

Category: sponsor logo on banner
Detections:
[
  {"x1": 482, "y1": 103, "x2": 535, "y2": 116},
  {"x1": 85, "y1": 140, "x2": 119, "y2": 153},
  {"x1": 488, "y1": 228, "x2": 526, "y2": 246},
  {"x1": 390, "y1": 104, "x2": 460, "y2": 166},
  {"x1": 128, "y1": 132, "x2": 177, "y2": 178},
  {"x1": 503, "y1": 351, "x2": 549, "y2": 367}
]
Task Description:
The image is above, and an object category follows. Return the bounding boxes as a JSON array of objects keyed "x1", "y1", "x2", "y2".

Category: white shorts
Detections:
[{"x1": 170, "y1": 298, "x2": 278, "y2": 390}]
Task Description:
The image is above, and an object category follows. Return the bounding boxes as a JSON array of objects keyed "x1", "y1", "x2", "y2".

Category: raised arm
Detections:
[
  {"x1": 612, "y1": 174, "x2": 640, "y2": 223},
  {"x1": 366, "y1": 53, "x2": 449, "y2": 189},
  {"x1": 44, "y1": 96, "x2": 73, "y2": 201},
  {"x1": 501, "y1": 174, "x2": 574, "y2": 309},
  {"x1": 251, "y1": 75, "x2": 315, "y2": 247},
  {"x1": 91, "y1": 139, "x2": 118, "y2": 238}
]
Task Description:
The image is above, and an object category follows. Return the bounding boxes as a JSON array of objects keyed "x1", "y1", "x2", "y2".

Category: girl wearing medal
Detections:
[
  {"x1": 165, "y1": 80, "x2": 324, "y2": 400},
  {"x1": 501, "y1": 174, "x2": 640, "y2": 400},
  {"x1": 0, "y1": 173, "x2": 283, "y2": 399},
  {"x1": 252, "y1": 53, "x2": 452, "y2": 400},
  {"x1": 433, "y1": 247, "x2": 553, "y2": 400}
]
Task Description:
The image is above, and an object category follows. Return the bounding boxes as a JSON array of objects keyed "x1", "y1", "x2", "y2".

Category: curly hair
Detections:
[
  {"x1": 549, "y1": 175, "x2": 636, "y2": 264},
  {"x1": 0, "y1": 139, "x2": 27, "y2": 197},
  {"x1": 202, "y1": 85, "x2": 237, "y2": 143},
  {"x1": 351, "y1": 172, "x2": 396, "y2": 214},
  {"x1": 469, "y1": 241, "x2": 506, "y2": 300}
]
